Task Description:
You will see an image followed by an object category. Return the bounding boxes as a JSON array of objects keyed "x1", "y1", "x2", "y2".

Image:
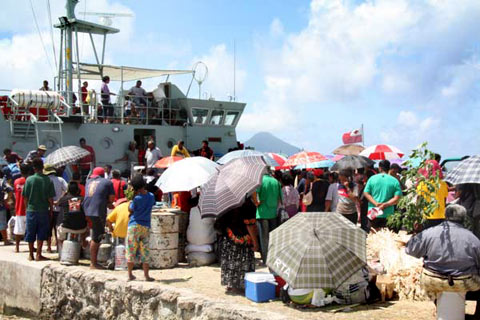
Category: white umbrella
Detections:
[{"x1": 156, "y1": 157, "x2": 219, "y2": 193}]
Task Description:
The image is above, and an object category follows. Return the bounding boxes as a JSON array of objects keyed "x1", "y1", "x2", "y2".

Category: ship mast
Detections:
[{"x1": 65, "y1": 0, "x2": 77, "y2": 105}]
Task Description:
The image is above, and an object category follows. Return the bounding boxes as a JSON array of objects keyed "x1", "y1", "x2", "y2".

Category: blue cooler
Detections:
[{"x1": 244, "y1": 272, "x2": 277, "y2": 302}]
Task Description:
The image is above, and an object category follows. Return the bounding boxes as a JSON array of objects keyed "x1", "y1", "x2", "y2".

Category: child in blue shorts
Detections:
[{"x1": 126, "y1": 174, "x2": 155, "y2": 281}]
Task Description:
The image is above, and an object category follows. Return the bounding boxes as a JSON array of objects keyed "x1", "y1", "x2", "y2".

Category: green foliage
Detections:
[
  {"x1": 124, "y1": 185, "x2": 135, "y2": 201},
  {"x1": 387, "y1": 142, "x2": 442, "y2": 232}
]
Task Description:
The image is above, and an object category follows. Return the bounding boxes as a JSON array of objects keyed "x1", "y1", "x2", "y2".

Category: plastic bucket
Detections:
[{"x1": 437, "y1": 292, "x2": 465, "y2": 320}]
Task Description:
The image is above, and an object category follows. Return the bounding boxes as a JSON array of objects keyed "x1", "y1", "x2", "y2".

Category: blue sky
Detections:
[{"x1": 1, "y1": 0, "x2": 479, "y2": 158}]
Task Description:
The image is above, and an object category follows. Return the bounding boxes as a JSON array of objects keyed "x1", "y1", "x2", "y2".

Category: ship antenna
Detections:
[
  {"x1": 192, "y1": 61, "x2": 208, "y2": 99},
  {"x1": 233, "y1": 39, "x2": 236, "y2": 102}
]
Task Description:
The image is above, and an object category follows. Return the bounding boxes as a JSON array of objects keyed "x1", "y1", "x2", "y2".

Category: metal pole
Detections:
[
  {"x1": 233, "y1": 39, "x2": 236, "y2": 101},
  {"x1": 65, "y1": 0, "x2": 78, "y2": 106},
  {"x1": 57, "y1": 29, "x2": 63, "y2": 92},
  {"x1": 75, "y1": 27, "x2": 81, "y2": 117},
  {"x1": 120, "y1": 66, "x2": 124, "y2": 124},
  {"x1": 361, "y1": 123, "x2": 365, "y2": 146}
]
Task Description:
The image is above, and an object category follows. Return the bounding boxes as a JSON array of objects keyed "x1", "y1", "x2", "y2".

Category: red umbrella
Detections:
[
  {"x1": 283, "y1": 151, "x2": 327, "y2": 168},
  {"x1": 265, "y1": 152, "x2": 287, "y2": 169},
  {"x1": 359, "y1": 144, "x2": 404, "y2": 160},
  {"x1": 154, "y1": 156, "x2": 183, "y2": 168}
]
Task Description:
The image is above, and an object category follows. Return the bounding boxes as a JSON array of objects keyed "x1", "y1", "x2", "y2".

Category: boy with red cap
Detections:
[{"x1": 82, "y1": 167, "x2": 115, "y2": 269}]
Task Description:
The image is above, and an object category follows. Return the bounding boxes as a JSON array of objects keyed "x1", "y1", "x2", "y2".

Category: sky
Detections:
[{"x1": 1, "y1": 0, "x2": 479, "y2": 158}]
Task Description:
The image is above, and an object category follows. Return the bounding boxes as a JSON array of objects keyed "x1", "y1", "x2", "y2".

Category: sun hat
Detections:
[
  {"x1": 43, "y1": 164, "x2": 57, "y2": 175},
  {"x1": 38, "y1": 145, "x2": 47, "y2": 151}
]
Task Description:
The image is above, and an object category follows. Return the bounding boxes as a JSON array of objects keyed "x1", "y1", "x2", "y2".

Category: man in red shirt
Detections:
[
  {"x1": 14, "y1": 164, "x2": 30, "y2": 252},
  {"x1": 81, "y1": 81, "x2": 88, "y2": 115},
  {"x1": 78, "y1": 138, "x2": 96, "y2": 180},
  {"x1": 111, "y1": 170, "x2": 127, "y2": 201}
]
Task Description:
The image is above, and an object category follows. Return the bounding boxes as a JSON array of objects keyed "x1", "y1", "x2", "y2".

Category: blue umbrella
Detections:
[{"x1": 294, "y1": 159, "x2": 335, "y2": 170}]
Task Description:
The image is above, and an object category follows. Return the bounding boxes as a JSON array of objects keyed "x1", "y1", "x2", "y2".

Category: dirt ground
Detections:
[{"x1": 3, "y1": 244, "x2": 478, "y2": 320}]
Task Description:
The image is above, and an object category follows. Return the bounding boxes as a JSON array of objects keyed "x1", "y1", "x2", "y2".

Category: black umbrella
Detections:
[{"x1": 331, "y1": 155, "x2": 374, "y2": 171}]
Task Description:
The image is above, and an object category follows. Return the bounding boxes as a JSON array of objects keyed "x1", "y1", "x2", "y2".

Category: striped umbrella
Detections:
[
  {"x1": 445, "y1": 155, "x2": 480, "y2": 185},
  {"x1": 217, "y1": 150, "x2": 279, "y2": 167},
  {"x1": 154, "y1": 156, "x2": 183, "y2": 169},
  {"x1": 359, "y1": 144, "x2": 404, "y2": 160},
  {"x1": 44, "y1": 145, "x2": 91, "y2": 168},
  {"x1": 199, "y1": 156, "x2": 267, "y2": 219},
  {"x1": 267, "y1": 212, "x2": 366, "y2": 289},
  {"x1": 283, "y1": 151, "x2": 327, "y2": 168}
]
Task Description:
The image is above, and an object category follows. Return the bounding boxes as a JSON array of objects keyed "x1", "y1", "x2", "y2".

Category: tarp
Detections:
[{"x1": 73, "y1": 62, "x2": 193, "y2": 81}]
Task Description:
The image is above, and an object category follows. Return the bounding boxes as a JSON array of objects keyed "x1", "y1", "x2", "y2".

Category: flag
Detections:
[{"x1": 342, "y1": 129, "x2": 363, "y2": 144}]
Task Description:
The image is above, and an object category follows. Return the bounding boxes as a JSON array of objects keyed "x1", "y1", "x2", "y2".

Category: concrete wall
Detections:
[
  {"x1": 0, "y1": 254, "x2": 44, "y2": 316},
  {"x1": 39, "y1": 265, "x2": 287, "y2": 320}
]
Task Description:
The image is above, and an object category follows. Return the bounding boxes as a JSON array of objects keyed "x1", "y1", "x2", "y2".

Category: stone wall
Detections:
[{"x1": 39, "y1": 265, "x2": 288, "y2": 320}]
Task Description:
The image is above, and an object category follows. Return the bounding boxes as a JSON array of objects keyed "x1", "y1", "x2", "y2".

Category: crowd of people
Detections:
[{"x1": 1, "y1": 143, "x2": 480, "y2": 316}]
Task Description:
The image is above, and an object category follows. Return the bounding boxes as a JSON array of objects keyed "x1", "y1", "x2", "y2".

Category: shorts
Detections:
[
  {"x1": 14, "y1": 216, "x2": 26, "y2": 235},
  {"x1": 25, "y1": 211, "x2": 50, "y2": 242},
  {"x1": 0, "y1": 209, "x2": 7, "y2": 230},
  {"x1": 86, "y1": 216, "x2": 106, "y2": 243},
  {"x1": 126, "y1": 224, "x2": 150, "y2": 264}
]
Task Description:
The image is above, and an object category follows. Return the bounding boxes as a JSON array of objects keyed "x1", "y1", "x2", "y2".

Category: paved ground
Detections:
[{"x1": 0, "y1": 243, "x2": 477, "y2": 320}]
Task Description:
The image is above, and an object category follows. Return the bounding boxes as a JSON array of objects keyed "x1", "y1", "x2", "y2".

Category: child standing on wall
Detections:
[{"x1": 126, "y1": 174, "x2": 155, "y2": 281}]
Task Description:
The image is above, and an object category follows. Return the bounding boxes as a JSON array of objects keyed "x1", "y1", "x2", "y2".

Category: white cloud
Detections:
[
  {"x1": 270, "y1": 18, "x2": 284, "y2": 37},
  {"x1": 191, "y1": 44, "x2": 247, "y2": 101}
]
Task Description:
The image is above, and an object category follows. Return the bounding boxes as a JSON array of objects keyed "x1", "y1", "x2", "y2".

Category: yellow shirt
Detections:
[
  {"x1": 417, "y1": 180, "x2": 448, "y2": 219},
  {"x1": 171, "y1": 145, "x2": 190, "y2": 157},
  {"x1": 106, "y1": 201, "x2": 130, "y2": 238}
]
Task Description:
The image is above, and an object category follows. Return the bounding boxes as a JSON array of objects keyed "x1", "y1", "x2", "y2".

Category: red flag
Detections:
[{"x1": 342, "y1": 129, "x2": 363, "y2": 144}]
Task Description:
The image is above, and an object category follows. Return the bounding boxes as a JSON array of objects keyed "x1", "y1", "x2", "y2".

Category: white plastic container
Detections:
[
  {"x1": 436, "y1": 292, "x2": 465, "y2": 320},
  {"x1": 114, "y1": 244, "x2": 127, "y2": 271}
]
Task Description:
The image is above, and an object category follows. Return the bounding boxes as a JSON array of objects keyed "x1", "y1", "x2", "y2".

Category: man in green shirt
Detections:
[
  {"x1": 364, "y1": 160, "x2": 402, "y2": 230},
  {"x1": 23, "y1": 158, "x2": 55, "y2": 261},
  {"x1": 253, "y1": 173, "x2": 282, "y2": 264}
]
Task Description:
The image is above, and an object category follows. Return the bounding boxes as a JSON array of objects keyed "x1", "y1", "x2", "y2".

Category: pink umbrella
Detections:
[{"x1": 359, "y1": 144, "x2": 404, "y2": 160}]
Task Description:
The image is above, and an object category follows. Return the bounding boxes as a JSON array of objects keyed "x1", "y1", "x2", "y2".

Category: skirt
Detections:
[{"x1": 219, "y1": 235, "x2": 255, "y2": 290}]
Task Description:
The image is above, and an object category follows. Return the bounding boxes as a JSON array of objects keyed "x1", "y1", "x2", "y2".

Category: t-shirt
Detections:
[
  {"x1": 101, "y1": 82, "x2": 110, "y2": 104},
  {"x1": 49, "y1": 175, "x2": 68, "y2": 212},
  {"x1": 78, "y1": 145, "x2": 95, "y2": 170},
  {"x1": 107, "y1": 201, "x2": 130, "y2": 238},
  {"x1": 364, "y1": 173, "x2": 402, "y2": 218},
  {"x1": 325, "y1": 182, "x2": 339, "y2": 212},
  {"x1": 336, "y1": 183, "x2": 358, "y2": 215},
  {"x1": 417, "y1": 180, "x2": 449, "y2": 220},
  {"x1": 145, "y1": 147, "x2": 163, "y2": 168},
  {"x1": 171, "y1": 145, "x2": 190, "y2": 157},
  {"x1": 128, "y1": 86, "x2": 147, "y2": 98},
  {"x1": 14, "y1": 177, "x2": 26, "y2": 216},
  {"x1": 112, "y1": 178, "x2": 127, "y2": 201},
  {"x1": 82, "y1": 177, "x2": 115, "y2": 218},
  {"x1": 23, "y1": 173, "x2": 55, "y2": 212},
  {"x1": 199, "y1": 147, "x2": 213, "y2": 159},
  {"x1": 125, "y1": 149, "x2": 137, "y2": 168},
  {"x1": 57, "y1": 194, "x2": 87, "y2": 230},
  {"x1": 5, "y1": 152, "x2": 21, "y2": 164},
  {"x1": 78, "y1": 183, "x2": 85, "y2": 197},
  {"x1": 0, "y1": 178, "x2": 13, "y2": 210},
  {"x1": 129, "y1": 192, "x2": 155, "y2": 228},
  {"x1": 256, "y1": 175, "x2": 282, "y2": 219}
]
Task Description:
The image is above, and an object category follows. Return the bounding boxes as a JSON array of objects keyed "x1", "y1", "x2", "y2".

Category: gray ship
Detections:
[{"x1": 0, "y1": 0, "x2": 245, "y2": 170}]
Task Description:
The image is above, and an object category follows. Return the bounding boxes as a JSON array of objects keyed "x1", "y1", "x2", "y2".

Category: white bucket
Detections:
[
  {"x1": 436, "y1": 291, "x2": 465, "y2": 320},
  {"x1": 114, "y1": 244, "x2": 127, "y2": 271}
]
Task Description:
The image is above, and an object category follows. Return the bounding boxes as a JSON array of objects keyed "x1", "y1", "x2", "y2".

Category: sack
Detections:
[
  {"x1": 186, "y1": 206, "x2": 216, "y2": 245},
  {"x1": 302, "y1": 184, "x2": 313, "y2": 206},
  {"x1": 187, "y1": 251, "x2": 216, "y2": 267},
  {"x1": 185, "y1": 244, "x2": 213, "y2": 254}
]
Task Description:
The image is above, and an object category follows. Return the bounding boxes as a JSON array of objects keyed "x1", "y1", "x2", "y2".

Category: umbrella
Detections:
[
  {"x1": 217, "y1": 150, "x2": 279, "y2": 167},
  {"x1": 44, "y1": 145, "x2": 91, "y2": 168},
  {"x1": 445, "y1": 155, "x2": 480, "y2": 185},
  {"x1": 156, "y1": 157, "x2": 219, "y2": 193},
  {"x1": 283, "y1": 151, "x2": 327, "y2": 168},
  {"x1": 294, "y1": 159, "x2": 335, "y2": 170},
  {"x1": 332, "y1": 154, "x2": 345, "y2": 162},
  {"x1": 265, "y1": 152, "x2": 287, "y2": 168},
  {"x1": 199, "y1": 156, "x2": 267, "y2": 219},
  {"x1": 267, "y1": 212, "x2": 366, "y2": 289},
  {"x1": 359, "y1": 144, "x2": 404, "y2": 160},
  {"x1": 154, "y1": 156, "x2": 183, "y2": 169},
  {"x1": 333, "y1": 144, "x2": 365, "y2": 156},
  {"x1": 330, "y1": 155, "x2": 375, "y2": 171}
]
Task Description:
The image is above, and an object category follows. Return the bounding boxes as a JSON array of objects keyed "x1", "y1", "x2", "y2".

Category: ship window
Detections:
[
  {"x1": 225, "y1": 111, "x2": 239, "y2": 126},
  {"x1": 192, "y1": 108, "x2": 209, "y2": 125},
  {"x1": 210, "y1": 110, "x2": 224, "y2": 125}
]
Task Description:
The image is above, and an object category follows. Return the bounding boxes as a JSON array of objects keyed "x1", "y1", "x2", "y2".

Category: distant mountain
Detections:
[{"x1": 244, "y1": 132, "x2": 301, "y2": 156}]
